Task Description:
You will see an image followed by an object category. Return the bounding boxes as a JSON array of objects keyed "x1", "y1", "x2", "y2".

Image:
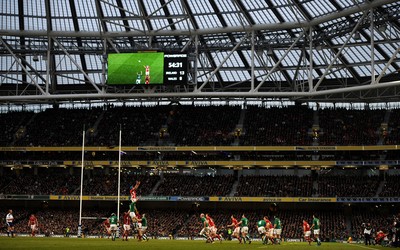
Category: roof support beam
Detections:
[
  {"x1": 52, "y1": 38, "x2": 102, "y2": 93},
  {"x1": 376, "y1": 46, "x2": 400, "y2": 84},
  {"x1": 197, "y1": 34, "x2": 249, "y2": 92},
  {"x1": 1, "y1": 79, "x2": 400, "y2": 101},
  {"x1": 0, "y1": 37, "x2": 47, "y2": 95},
  {"x1": 312, "y1": 13, "x2": 366, "y2": 92},
  {"x1": 254, "y1": 31, "x2": 305, "y2": 92},
  {"x1": 1, "y1": 0, "x2": 396, "y2": 38}
]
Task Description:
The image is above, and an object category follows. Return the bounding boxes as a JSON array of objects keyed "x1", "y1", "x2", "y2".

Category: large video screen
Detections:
[
  {"x1": 107, "y1": 52, "x2": 165, "y2": 85},
  {"x1": 107, "y1": 52, "x2": 188, "y2": 85}
]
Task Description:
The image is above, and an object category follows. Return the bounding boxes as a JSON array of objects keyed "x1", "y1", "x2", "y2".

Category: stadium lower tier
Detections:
[{"x1": 1, "y1": 201, "x2": 399, "y2": 243}]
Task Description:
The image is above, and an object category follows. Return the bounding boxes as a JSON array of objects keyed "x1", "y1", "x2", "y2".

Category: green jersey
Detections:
[
  {"x1": 141, "y1": 217, "x2": 147, "y2": 227},
  {"x1": 201, "y1": 217, "x2": 209, "y2": 227},
  {"x1": 241, "y1": 217, "x2": 249, "y2": 227},
  {"x1": 312, "y1": 217, "x2": 320, "y2": 230},
  {"x1": 257, "y1": 220, "x2": 266, "y2": 227},
  {"x1": 129, "y1": 202, "x2": 136, "y2": 212},
  {"x1": 274, "y1": 218, "x2": 281, "y2": 229},
  {"x1": 109, "y1": 215, "x2": 118, "y2": 225}
]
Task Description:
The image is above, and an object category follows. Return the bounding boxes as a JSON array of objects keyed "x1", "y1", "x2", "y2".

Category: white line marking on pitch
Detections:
[{"x1": 348, "y1": 244, "x2": 382, "y2": 250}]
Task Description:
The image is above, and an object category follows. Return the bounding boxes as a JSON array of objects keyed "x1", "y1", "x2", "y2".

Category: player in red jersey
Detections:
[
  {"x1": 227, "y1": 215, "x2": 242, "y2": 244},
  {"x1": 122, "y1": 211, "x2": 131, "y2": 241},
  {"x1": 303, "y1": 220, "x2": 312, "y2": 245},
  {"x1": 206, "y1": 213, "x2": 222, "y2": 242},
  {"x1": 264, "y1": 216, "x2": 275, "y2": 244},
  {"x1": 130, "y1": 181, "x2": 140, "y2": 203},
  {"x1": 103, "y1": 218, "x2": 111, "y2": 238},
  {"x1": 28, "y1": 214, "x2": 38, "y2": 237}
]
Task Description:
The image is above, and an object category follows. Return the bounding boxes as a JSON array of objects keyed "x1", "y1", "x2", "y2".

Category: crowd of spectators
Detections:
[
  {"x1": 0, "y1": 111, "x2": 34, "y2": 146},
  {"x1": 317, "y1": 176, "x2": 380, "y2": 197},
  {"x1": 0, "y1": 168, "x2": 80, "y2": 195},
  {"x1": 241, "y1": 105, "x2": 314, "y2": 146},
  {"x1": 92, "y1": 106, "x2": 170, "y2": 146},
  {"x1": 166, "y1": 105, "x2": 241, "y2": 146},
  {"x1": 2, "y1": 168, "x2": 400, "y2": 198},
  {"x1": 318, "y1": 108, "x2": 384, "y2": 146},
  {"x1": 350, "y1": 208, "x2": 393, "y2": 241},
  {"x1": 385, "y1": 109, "x2": 400, "y2": 145},
  {"x1": 379, "y1": 175, "x2": 400, "y2": 197},
  {"x1": 2, "y1": 106, "x2": 400, "y2": 147},
  {"x1": 234, "y1": 175, "x2": 313, "y2": 197},
  {"x1": 15, "y1": 108, "x2": 102, "y2": 147},
  {"x1": 153, "y1": 174, "x2": 235, "y2": 196},
  {"x1": 83, "y1": 171, "x2": 160, "y2": 196}
]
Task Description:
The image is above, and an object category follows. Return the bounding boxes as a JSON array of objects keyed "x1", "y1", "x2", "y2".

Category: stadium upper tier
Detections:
[{"x1": 0, "y1": 105, "x2": 396, "y2": 147}]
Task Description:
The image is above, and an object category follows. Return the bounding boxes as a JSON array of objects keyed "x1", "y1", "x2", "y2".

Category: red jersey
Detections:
[
  {"x1": 265, "y1": 219, "x2": 273, "y2": 229},
  {"x1": 303, "y1": 221, "x2": 310, "y2": 232},
  {"x1": 206, "y1": 215, "x2": 215, "y2": 227},
  {"x1": 123, "y1": 213, "x2": 131, "y2": 225},
  {"x1": 103, "y1": 219, "x2": 110, "y2": 227},
  {"x1": 29, "y1": 215, "x2": 37, "y2": 225},
  {"x1": 231, "y1": 218, "x2": 239, "y2": 228},
  {"x1": 130, "y1": 187, "x2": 137, "y2": 200}
]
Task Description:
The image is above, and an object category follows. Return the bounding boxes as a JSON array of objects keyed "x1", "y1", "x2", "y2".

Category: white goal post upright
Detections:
[
  {"x1": 117, "y1": 126, "x2": 122, "y2": 224},
  {"x1": 78, "y1": 127, "x2": 85, "y2": 237}
]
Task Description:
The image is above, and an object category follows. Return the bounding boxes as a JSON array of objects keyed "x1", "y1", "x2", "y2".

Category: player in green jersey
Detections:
[
  {"x1": 138, "y1": 213, "x2": 149, "y2": 241},
  {"x1": 109, "y1": 213, "x2": 119, "y2": 241},
  {"x1": 238, "y1": 214, "x2": 251, "y2": 244},
  {"x1": 199, "y1": 213, "x2": 211, "y2": 242},
  {"x1": 135, "y1": 71, "x2": 143, "y2": 84},
  {"x1": 311, "y1": 215, "x2": 321, "y2": 245},
  {"x1": 129, "y1": 202, "x2": 139, "y2": 222},
  {"x1": 273, "y1": 216, "x2": 282, "y2": 244},
  {"x1": 257, "y1": 217, "x2": 268, "y2": 244}
]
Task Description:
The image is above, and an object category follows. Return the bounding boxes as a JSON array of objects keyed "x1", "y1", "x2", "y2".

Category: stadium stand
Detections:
[
  {"x1": 240, "y1": 106, "x2": 314, "y2": 146},
  {"x1": 316, "y1": 176, "x2": 380, "y2": 197},
  {"x1": 153, "y1": 174, "x2": 235, "y2": 196},
  {"x1": 234, "y1": 175, "x2": 313, "y2": 197}
]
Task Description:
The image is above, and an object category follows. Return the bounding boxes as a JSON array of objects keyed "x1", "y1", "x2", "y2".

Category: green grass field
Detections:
[
  {"x1": 0, "y1": 237, "x2": 388, "y2": 250},
  {"x1": 108, "y1": 52, "x2": 164, "y2": 84}
]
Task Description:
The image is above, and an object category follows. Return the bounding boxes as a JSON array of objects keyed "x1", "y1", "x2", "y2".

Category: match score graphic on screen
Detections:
[
  {"x1": 163, "y1": 53, "x2": 188, "y2": 85},
  {"x1": 107, "y1": 52, "x2": 188, "y2": 85}
]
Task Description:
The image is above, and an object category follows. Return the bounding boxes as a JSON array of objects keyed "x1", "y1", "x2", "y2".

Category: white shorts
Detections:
[
  {"x1": 274, "y1": 229, "x2": 282, "y2": 235},
  {"x1": 241, "y1": 226, "x2": 249, "y2": 234},
  {"x1": 106, "y1": 227, "x2": 111, "y2": 233},
  {"x1": 199, "y1": 227, "x2": 209, "y2": 235},
  {"x1": 138, "y1": 223, "x2": 142, "y2": 229},
  {"x1": 110, "y1": 224, "x2": 118, "y2": 231},
  {"x1": 140, "y1": 226, "x2": 147, "y2": 233},
  {"x1": 131, "y1": 198, "x2": 138, "y2": 203},
  {"x1": 130, "y1": 212, "x2": 136, "y2": 218},
  {"x1": 210, "y1": 226, "x2": 217, "y2": 234},
  {"x1": 258, "y1": 227, "x2": 266, "y2": 234},
  {"x1": 268, "y1": 228, "x2": 274, "y2": 236},
  {"x1": 304, "y1": 231, "x2": 311, "y2": 237},
  {"x1": 233, "y1": 227, "x2": 240, "y2": 235},
  {"x1": 31, "y1": 225, "x2": 36, "y2": 231},
  {"x1": 123, "y1": 224, "x2": 131, "y2": 231},
  {"x1": 314, "y1": 229, "x2": 320, "y2": 235}
]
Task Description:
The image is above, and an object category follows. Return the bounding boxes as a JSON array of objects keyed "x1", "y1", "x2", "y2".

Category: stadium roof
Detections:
[{"x1": 0, "y1": 0, "x2": 399, "y2": 103}]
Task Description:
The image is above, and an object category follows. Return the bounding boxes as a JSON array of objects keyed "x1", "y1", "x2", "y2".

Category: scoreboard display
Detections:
[
  {"x1": 163, "y1": 53, "x2": 188, "y2": 85},
  {"x1": 107, "y1": 52, "x2": 188, "y2": 85}
]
